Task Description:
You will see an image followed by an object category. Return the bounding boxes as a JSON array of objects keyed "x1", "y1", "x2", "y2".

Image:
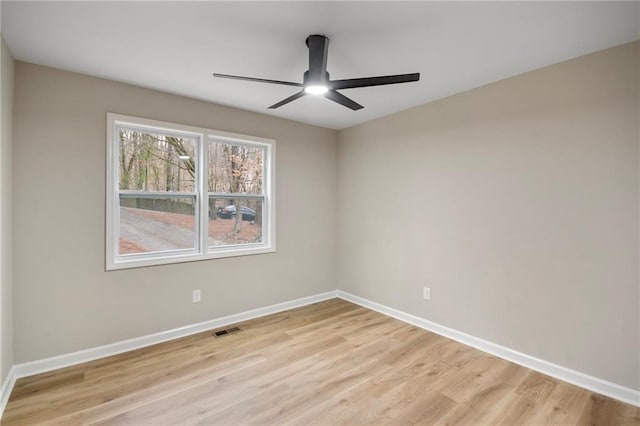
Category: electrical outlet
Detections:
[
  {"x1": 423, "y1": 287, "x2": 431, "y2": 300},
  {"x1": 192, "y1": 289, "x2": 201, "y2": 303}
]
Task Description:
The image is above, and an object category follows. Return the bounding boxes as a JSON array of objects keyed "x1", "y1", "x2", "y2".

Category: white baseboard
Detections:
[
  {"x1": 11, "y1": 290, "x2": 338, "y2": 381},
  {"x1": 336, "y1": 290, "x2": 640, "y2": 408},
  {"x1": 0, "y1": 367, "x2": 16, "y2": 418}
]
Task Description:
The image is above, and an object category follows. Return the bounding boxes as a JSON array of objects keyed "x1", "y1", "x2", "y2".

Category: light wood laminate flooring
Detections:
[{"x1": 3, "y1": 299, "x2": 639, "y2": 425}]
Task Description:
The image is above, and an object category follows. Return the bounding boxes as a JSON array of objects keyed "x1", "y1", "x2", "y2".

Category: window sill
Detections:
[{"x1": 106, "y1": 245, "x2": 276, "y2": 271}]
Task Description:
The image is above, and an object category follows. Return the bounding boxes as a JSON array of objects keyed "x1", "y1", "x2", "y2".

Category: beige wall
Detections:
[
  {"x1": 337, "y1": 42, "x2": 639, "y2": 390},
  {"x1": 0, "y1": 35, "x2": 14, "y2": 383},
  {"x1": 12, "y1": 62, "x2": 338, "y2": 362}
]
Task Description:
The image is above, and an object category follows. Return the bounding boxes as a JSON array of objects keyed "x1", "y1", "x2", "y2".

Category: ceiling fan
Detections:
[{"x1": 213, "y1": 34, "x2": 420, "y2": 111}]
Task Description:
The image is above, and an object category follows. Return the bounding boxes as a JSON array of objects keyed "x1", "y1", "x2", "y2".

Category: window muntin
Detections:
[{"x1": 107, "y1": 114, "x2": 275, "y2": 270}]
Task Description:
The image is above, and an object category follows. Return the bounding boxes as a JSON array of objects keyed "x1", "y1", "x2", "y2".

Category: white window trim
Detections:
[{"x1": 106, "y1": 113, "x2": 276, "y2": 270}]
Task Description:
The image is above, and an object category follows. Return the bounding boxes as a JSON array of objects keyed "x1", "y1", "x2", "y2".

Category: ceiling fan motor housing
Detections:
[
  {"x1": 303, "y1": 70, "x2": 330, "y2": 86},
  {"x1": 305, "y1": 34, "x2": 330, "y2": 86}
]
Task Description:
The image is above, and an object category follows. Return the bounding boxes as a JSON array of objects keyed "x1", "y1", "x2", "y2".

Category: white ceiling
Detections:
[{"x1": 2, "y1": 1, "x2": 639, "y2": 130}]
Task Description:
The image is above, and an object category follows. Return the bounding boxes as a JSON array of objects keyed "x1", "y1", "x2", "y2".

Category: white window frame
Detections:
[{"x1": 106, "y1": 113, "x2": 276, "y2": 270}]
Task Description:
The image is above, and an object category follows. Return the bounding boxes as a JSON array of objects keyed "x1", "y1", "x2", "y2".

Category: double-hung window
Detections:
[{"x1": 106, "y1": 113, "x2": 275, "y2": 270}]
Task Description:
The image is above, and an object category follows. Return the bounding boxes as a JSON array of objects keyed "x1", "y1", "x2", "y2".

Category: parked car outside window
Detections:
[{"x1": 216, "y1": 205, "x2": 256, "y2": 221}]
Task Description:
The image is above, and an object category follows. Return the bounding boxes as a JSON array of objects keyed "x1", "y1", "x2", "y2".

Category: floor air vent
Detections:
[{"x1": 213, "y1": 326, "x2": 241, "y2": 337}]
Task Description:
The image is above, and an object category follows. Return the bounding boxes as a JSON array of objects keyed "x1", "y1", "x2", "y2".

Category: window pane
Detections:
[
  {"x1": 208, "y1": 197, "x2": 263, "y2": 247},
  {"x1": 119, "y1": 128, "x2": 197, "y2": 192},
  {"x1": 208, "y1": 141, "x2": 263, "y2": 194},
  {"x1": 119, "y1": 196, "x2": 197, "y2": 255}
]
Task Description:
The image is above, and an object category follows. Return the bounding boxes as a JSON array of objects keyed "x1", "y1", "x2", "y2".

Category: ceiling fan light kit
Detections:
[
  {"x1": 214, "y1": 34, "x2": 420, "y2": 111},
  {"x1": 304, "y1": 85, "x2": 328, "y2": 95}
]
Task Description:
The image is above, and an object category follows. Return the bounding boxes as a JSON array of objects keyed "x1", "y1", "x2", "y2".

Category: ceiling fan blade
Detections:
[
  {"x1": 213, "y1": 73, "x2": 303, "y2": 87},
  {"x1": 330, "y1": 73, "x2": 420, "y2": 90},
  {"x1": 306, "y1": 35, "x2": 329, "y2": 83},
  {"x1": 268, "y1": 91, "x2": 306, "y2": 109},
  {"x1": 324, "y1": 90, "x2": 364, "y2": 111}
]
